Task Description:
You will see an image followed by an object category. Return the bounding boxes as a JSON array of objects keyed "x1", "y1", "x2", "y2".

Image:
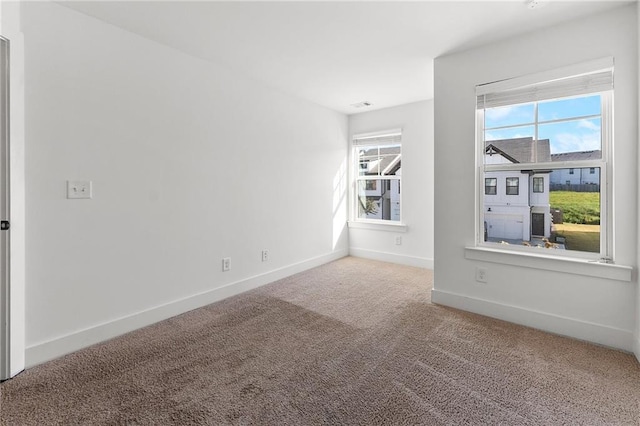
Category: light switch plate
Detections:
[{"x1": 67, "y1": 180, "x2": 92, "y2": 199}]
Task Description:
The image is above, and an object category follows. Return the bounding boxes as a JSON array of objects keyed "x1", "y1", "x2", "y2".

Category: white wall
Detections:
[
  {"x1": 434, "y1": 5, "x2": 638, "y2": 351},
  {"x1": 22, "y1": 1, "x2": 349, "y2": 366},
  {"x1": 348, "y1": 100, "x2": 433, "y2": 268}
]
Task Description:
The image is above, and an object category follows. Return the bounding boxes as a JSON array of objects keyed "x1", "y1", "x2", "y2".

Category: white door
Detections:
[{"x1": 0, "y1": 36, "x2": 10, "y2": 380}]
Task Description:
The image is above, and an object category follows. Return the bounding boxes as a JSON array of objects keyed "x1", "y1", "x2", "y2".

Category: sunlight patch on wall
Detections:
[{"x1": 332, "y1": 157, "x2": 347, "y2": 250}]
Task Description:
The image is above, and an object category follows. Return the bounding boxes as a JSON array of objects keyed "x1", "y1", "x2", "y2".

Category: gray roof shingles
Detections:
[
  {"x1": 485, "y1": 137, "x2": 551, "y2": 163},
  {"x1": 550, "y1": 150, "x2": 602, "y2": 161}
]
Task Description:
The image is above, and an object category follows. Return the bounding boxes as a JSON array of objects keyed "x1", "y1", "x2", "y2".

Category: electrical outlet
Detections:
[
  {"x1": 476, "y1": 267, "x2": 488, "y2": 283},
  {"x1": 67, "y1": 180, "x2": 92, "y2": 199},
  {"x1": 395, "y1": 236, "x2": 402, "y2": 245},
  {"x1": 262, "y1": 250, "x2": 268, "y2": 262},
  {"x1": 222, "y1": 257, "x2": 231, "y2": 272}
]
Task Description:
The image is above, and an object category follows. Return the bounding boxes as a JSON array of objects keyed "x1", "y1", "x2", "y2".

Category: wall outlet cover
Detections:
[
  {"x1": 67, "y1": 180, "x2": 92, "y2": 199},
  {"x1": 222, "y1": 257, "x2": 231, "y2": 272},
  {"x1": 476, "y1": 267, "x2": 488, "y2": 283}
]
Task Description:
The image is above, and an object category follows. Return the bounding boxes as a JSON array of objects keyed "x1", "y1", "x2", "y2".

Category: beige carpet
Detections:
[{"x1": 1, "y1": 257, "x2": 639, "y2": 425}]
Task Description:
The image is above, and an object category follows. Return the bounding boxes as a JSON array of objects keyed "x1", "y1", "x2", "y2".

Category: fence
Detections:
[{"x1": 550, "y1": 184, "x2": 600, "y2": 192}]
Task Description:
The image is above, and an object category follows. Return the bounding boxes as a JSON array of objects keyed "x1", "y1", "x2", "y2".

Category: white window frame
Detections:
[
  {"x1": 350, "y1": 129, "x2": 403, "y2": 226},
  {"x1": 505, "y1": 177, "x2": 519, "y2": 196},
  {"x1": 475, "y1": 58, "x2": 614, "y2": 262},
  {"x1": 533, "y1": 177, "x2": 544, "y2": 193}
]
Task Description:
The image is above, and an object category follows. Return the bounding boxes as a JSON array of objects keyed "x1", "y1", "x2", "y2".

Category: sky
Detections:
[{"x1": 484, "y1": 94, "x2": 601, "y2": 155}]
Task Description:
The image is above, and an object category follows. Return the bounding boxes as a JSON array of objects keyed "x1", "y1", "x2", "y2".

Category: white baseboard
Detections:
[
  {"x1": 349, "y1": 247, "x2": 433, "y2": 269},
  {"x1": 26, "y1": 249, "x2": 349, "y2": 368},
  {"x1": 431, "y1": 288, "x2": 634, "y2": 352},
  {"x1": 634, "y1": 336, "x2": 640, "y2": 363}
]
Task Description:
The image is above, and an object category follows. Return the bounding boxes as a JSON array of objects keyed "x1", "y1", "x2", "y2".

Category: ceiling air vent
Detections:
[
  {"x1": 351, "y1": 101, "x2": 372, "y2": 109},
  {"x1": 524, "y1": 0, "x2": 546, "y2": 10}
]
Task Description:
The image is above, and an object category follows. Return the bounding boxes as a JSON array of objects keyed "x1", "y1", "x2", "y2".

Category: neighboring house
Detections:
[
  {"x1": 549, "y1": 150, "x2": 601, "y2": 189},
  {"x1": 359, "y1": 146, "x2": 401, "y2": 221},
  {"x1": 484, "y1": 138, "x2": 551, "y2": 241}
]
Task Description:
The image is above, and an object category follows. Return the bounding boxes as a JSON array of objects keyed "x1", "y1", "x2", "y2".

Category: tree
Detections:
[{"x1": 359, "y1": 197, "x2": 379, "y2": 216}]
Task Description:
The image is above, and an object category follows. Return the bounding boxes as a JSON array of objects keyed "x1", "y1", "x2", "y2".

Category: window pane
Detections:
[
  {"x1": 539, "y1": 118, "x2": 601, "y2": 156},
  {"x1": 538, "y1": 94, "x2": 601, "y2": 122},
  {"x1": 485, "y1": 103, "x2": 535, "y2": 129},
  {"x1": 483, "y1": 167, "x2": 600, "y2": 253},
  {"x1": 358, "y1": 146, "x2": 379, "y2": 176},
  {"x1": 358, "y1": 147, "x2": 379, "y2": 177},
  {"x1": 356, "y1": 179, "x2": 400, "y2": 221},
  {"x1": 357, "y1": 144, "x2": 401, "y2": 177},
  {"x1": 484, "y1": 125, "x2": 535, "y2": 143},
  {"x1": 380, "y1": 146, "x2": 401, "y2": 176},
  {"x1": 550, "y1": 168, "x2": 601, "y2": 253}
]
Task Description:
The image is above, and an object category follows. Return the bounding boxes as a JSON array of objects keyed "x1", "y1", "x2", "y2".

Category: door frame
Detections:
[
  {"x1": 0, "y1": 36, "x2": 11, "y2": 379},
  {"x1": 0, "y1": 35, "x2": 10, "y2": 380},
  {"x1": 0, "y1": 3, "x2": 26, "y2": 380}
]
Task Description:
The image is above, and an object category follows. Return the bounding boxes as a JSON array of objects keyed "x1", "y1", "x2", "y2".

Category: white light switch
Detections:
[{"x1": 67, "y1": 180, "x2": 92, "y2": 199}]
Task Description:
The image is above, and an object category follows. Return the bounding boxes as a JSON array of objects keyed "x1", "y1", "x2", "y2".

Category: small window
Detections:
[
  {"x1": 533, "y1": 177, "x2": 544, "y2": 193},
  {"x1": 506, "y1": 178, "x2": 519, "y2": 195},
  {"x1": 353, "y1": 131, "x2": 402, "y2": 222},
  {"x1": 485, "y1": 178, "x2": 497, "y2": 195},
  {"x1": 590, "y1": 167, "x2": 595, "y2": 174},
  {"x1": 569, "y1": 168, "x2": 574, "y2": 175}
]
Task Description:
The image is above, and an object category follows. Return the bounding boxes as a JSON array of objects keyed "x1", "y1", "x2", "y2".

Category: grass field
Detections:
[
  {"x1": 549, "y1": 191, "x2": 600, "y2": 225},
  {"x1": 553, "y1": 223, "x2": 600, "y2": 253}
]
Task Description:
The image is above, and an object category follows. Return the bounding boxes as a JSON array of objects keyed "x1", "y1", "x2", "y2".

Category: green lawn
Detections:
[
  {"x1": 552, "y1": 223, "x2": 600, "y2": 253},
  {"x1": 549, "y1": 191, "x2": 600, "y2": 225}
]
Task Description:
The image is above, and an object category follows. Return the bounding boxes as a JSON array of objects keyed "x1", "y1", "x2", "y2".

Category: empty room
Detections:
[{"x1": 0, "y1": 0, "x2": 639, "y2": 424}]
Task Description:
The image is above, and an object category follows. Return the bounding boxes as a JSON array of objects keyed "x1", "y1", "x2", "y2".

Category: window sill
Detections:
[
  {"x1": 464, "y1": 246, "x2": 632, "y2": 282},
  {"x1": 348, "y1": 221, "x2": 407, "y2": 233}
]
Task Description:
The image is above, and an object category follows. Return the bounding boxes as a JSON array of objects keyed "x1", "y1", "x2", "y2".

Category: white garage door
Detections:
[{"x1": 487, "y1": 214, "x2": 523, "y2": 240}]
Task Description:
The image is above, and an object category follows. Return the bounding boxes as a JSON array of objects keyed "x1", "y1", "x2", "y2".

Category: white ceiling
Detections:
[{"x1": 58, "y1": 1, "x2": 630, "y2": 114}]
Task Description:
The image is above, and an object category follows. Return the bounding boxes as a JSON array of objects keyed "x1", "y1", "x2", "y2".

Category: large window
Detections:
[
  {"x1": 477, "y1": 60, "x2": 613, "y2": 259},
  {"x1": 353, "y1": 130, "x2": 402, "y2": 222}
]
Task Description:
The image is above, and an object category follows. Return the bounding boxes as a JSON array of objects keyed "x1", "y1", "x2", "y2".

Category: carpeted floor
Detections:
[{"x1": 1, "y1": 256, "x2": 639, "y2": 425}]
